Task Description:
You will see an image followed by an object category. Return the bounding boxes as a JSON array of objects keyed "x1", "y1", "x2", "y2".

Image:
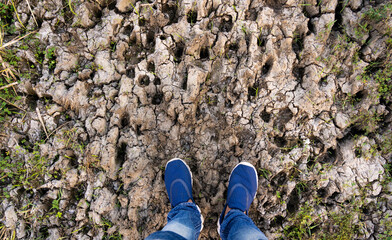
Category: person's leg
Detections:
[
  {"x1": 146, "y1": 202, "x2": 202, "y2": 240},
  {"x1": 219, "y1": 209, "x2": 267, "y2": 240},
  {"x1": 145, "y1": 158, "x2": 203, "y2": 240},
  {"x1": 218, "y1": 162, "x2": 268, "y2": 240}
]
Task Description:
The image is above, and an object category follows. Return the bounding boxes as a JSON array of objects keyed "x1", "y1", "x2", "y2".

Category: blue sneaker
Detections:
[
  {"x1": 218, "y1": 162, "x2": 258, "y2": 232},
  {"x1": 165, "y1": 158, "x2": 194, "y2": 208}
]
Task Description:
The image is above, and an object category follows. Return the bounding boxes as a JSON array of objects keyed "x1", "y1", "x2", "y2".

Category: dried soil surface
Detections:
[{"x1": 1, "y1": 0, "x2": 392, "y2": 239}]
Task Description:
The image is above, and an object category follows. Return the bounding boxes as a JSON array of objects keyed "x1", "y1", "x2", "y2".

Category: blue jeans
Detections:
[{"x1": 145, "y1": 203, "x2": 268, "y2": 240}]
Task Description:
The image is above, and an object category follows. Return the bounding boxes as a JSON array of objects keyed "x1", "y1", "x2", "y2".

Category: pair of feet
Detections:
[{"x1": 165, "y1": 158, "x2": 258, "y2": 230}]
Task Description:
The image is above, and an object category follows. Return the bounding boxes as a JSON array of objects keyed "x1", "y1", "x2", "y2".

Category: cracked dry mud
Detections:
[{"x1": 1, "y1": 0, "x2": 392, "y2": 239}]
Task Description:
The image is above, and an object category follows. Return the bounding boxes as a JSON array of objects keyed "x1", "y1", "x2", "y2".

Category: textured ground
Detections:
[{"x1": 1, "y1": 0, "x2": 392, "y2": 239}]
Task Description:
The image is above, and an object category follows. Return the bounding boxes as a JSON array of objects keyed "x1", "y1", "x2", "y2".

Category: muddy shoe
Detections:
[
  {"x1": 218, "y1": 162, "x2": 258, "y2": 230},
  {"x1": 165, "y1": 158, "x2": 194, "y2": 208}
]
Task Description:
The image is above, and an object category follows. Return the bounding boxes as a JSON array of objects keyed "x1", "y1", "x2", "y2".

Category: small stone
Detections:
[
  {"x1": 118, "y1": 194, "x2": 129, "y2": 208},
  {"x1": 320, "y1": 0, "x2": 337, "y2": 13},
  {"x1": 48, "y1": 228, "x2": 61, "y2": 240},
  {"x1": 92, "y1": 188, "x2": 116, "y2": 215},
  {"x1": 16, "y1": 220, "x2": 26, "y2": 239},
  {"x1": 183, "y1": 66, "x2": 208, "y2": 102},
  {"x1": 92, "y1": 117, "x2": 107, "y2": 135},
  {"x1": 5, "y1": 206, "x2": 17, "y2": 228},
  {"x1": 37, "y1": 21, "x2": 53, "y2": 42},
  {"x1": 39, "y1": 180, "x2": 64, "y2": 189},
  {"x1": 85, "y1": 183, "x2": 94, "y2": 202},
  {"x1": 94, "y1": 172, "x2": 107, "y2": 189},
  {"x1": 46, "y1": 190, "x2": 59, "y2": 200},
  {"x1": 349, "y1": 0, "x2": 362, "y2": 10},
  {"x1": 386, "y1": 182, "x2": 392, "y2": 193},
  {"x1": 93, "y1": 51, "x2": 121, "y2": 85},
  {"x1": 305, "y1": 0, "x2": 319, "y2": 17},
  {"x1": 100, "y1": 144, "x2": 117, "y2": 179},
  {"x1": 76, "y1": 199, "x2": 89, "y2": 221},
  {"x1": 66, "y1": 169, "x2": 79, "y2": 188},
  {"x1": 342, "y1": 8, "x2": 368, "y2": 44},
  {"x1": 364, "y1": 220, "x2": 374, "y2": 238},
  {"x1": 79, "y1": 69, "x2": 93, "y2": 80},
  {"x1": 54, "y1": 49, "x2": 78, "y2": 75},
  {"x1": 107, "y1": 226, "x2": 117, "y2": 235},
  {"x1": 372, "y1": 181, "x2": 382, "y2": 196},
  {"x1": 46, "y1": 104, "x2": 64, "y2": 115},
  {"x1": 75, "y1": 4, "x2": 95, "y2": 28},
  {"x1": 335, "y1": 112, "x2": 350, "y2": 129},
  {"x1": 89, "y1": 211, "x2": 102, "y2": 225},
  {"x1": 116, "y1": 0, "x2": 136, "y2": 13},
  {"x1": 60, "y1": 71, "x2": 70, "y2": 81}
]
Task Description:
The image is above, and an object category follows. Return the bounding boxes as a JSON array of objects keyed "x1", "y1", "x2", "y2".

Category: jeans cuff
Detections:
[
  {"x1": 171, "y1": 202, "x2": 204, "y2": 232},
  {"x1": 220, "y1": 209, "x2": 245, "y2": 236}
]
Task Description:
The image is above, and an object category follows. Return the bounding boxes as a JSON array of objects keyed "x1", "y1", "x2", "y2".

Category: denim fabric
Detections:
[
  {"x1": 145, "y1": 202, "x2": 202, "y2": 240},
  {"x1": 220, "y1": 209, "x2": 268, "y2": 240}
]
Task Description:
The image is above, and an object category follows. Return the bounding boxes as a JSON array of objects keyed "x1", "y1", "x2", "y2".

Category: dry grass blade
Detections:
[
  {"x1": 0, "y1": 226, "x2": 6, "y2": 240},
  {"x1": 0, "y1": 29, "x2": 35, "y2": 94},
  {"x1": 0, "y1": 81, "x2": 18, "y2": 90},
  {"x1": 0, "y1": 30, "x2": 37, "y2": 50},
  {"x1": 0, "y1": 96, "x2": 25, "y2": 112},
  {"x1": 45, "y1": 121, "x2": 72, "y2": 141},
  {"x1": 0, "y1": 58, "x2": 16, "y2": 80},
  {"x1": 0, "y1": 68, "x2": 16, "y2": 79},
  {"x1": 25, "y1": 0, "x2": 38, "y2": 27},
  {"x1": 10, "y1": 0, "x2": 26, "y2": 29},
  {"x1": 0, "y1": 65, "x2": 15, "y2": 79},
  {"x1": 0, "y1": 57, "x2": 18, "y2": 94},
  {"x1": 0, "y1": 39, "x2": 18, "y2": 93},
  {"x1": 36, "y1": 107, "x2": 49, "y2": 138},
  {"x1": 0, "y1": 25, "x2": 3, "y2": 47}
]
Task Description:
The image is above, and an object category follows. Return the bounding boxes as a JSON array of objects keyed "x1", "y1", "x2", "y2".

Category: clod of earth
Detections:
[{"x1": 0, "y1": 0, "x2": 392, "y2": 239}]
